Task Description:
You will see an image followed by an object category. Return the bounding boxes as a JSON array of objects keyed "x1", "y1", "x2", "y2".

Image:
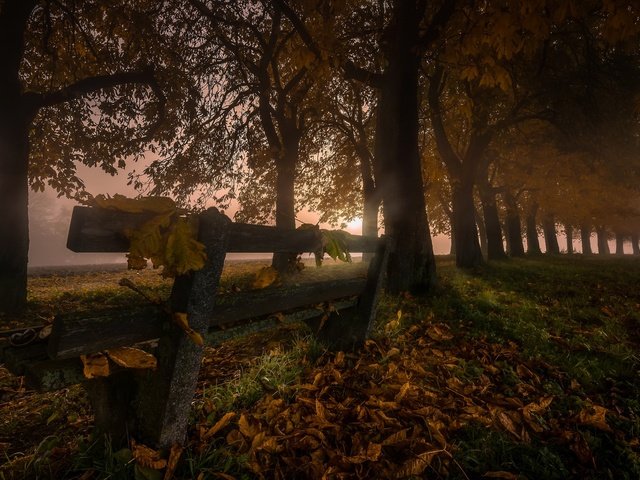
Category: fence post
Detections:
[{"x1": 135, "y1": 208, "x2": 230, "y2": 447}]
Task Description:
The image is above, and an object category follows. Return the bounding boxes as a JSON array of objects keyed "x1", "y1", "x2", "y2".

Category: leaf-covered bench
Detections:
[{"x1": 0, "y1": 206, "x2": 388, "y2": 448}]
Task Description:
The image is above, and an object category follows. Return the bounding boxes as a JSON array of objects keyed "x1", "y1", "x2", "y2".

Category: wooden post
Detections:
[
  {"x1": 315, "y1": 238, "x2": 390, "y2": 350},
  {"x1": 134, "y1": 208, "x2": 230, "y2": 447}
]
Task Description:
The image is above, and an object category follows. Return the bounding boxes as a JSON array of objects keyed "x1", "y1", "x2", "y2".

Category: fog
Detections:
[{"x1": 27, "y1": 179, "x2": 453, "y2": 267}]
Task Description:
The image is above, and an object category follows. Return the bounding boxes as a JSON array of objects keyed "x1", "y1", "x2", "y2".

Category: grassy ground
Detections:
[{"x1": 1, "y1": 255, "x2": 640, "y2": 479}]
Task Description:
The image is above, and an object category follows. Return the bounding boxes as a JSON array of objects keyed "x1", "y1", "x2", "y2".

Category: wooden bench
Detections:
[{"x1": 0, "y1": 206, "x2": 388, "y2": 448}]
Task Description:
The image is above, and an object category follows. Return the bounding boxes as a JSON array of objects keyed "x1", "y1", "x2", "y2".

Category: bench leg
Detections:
[
  {"x1": 134, "y1": 209, "x2": 230, "y2": 447},
  {"x1": 314, "y1": 239, "x2": 390, "y2": 350},
  {"x1": 84, "y1": 371, "x2": 137, "y2": 445}
]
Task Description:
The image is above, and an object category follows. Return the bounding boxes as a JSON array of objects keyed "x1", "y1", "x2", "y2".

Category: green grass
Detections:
[
  {"x1": 431, "y1": 256, "x2": 640, "y2": 388},
  {"x1": 423, "y1": 255, "x2": 640, "y2": 479}
]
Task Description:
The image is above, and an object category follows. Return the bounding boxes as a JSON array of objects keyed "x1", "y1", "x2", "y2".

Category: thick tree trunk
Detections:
[
  {"x1": 596, "y1": 227, "x2": 609, "y2": 255},
  {"x1": 451, "y1": 183, "x2": 483, "y2": 268},
  {"x1": 632, "y1": 233, "x2": 640, "y2": 255},
  {"x1": 271, "y1": 128, "x2": 299, "y2": 273},
  {"x1": 0, "y1": 0, "x2": 36, "y2": 313},
  {"x1": 525, "y1": 205, "x2": 541, "y2": 255},
  {"x1": 542, "y1": 215, "x2": 560, "y2": 255},
  {"x1": 615, "y1": 232, "x2": 625, "y2": 256},
  {"x1": 580, "y1": 224, "x2": 592, "y2": 255},
  {"x1": 565, "y1": 224, "x2": 574, "y2": 254},
  {"x1": 479, "y1": 188, "x2": 506, "y2": 260},
  {"x1": 504, "y1": 193, "x2": 524, "y2": 257},
  {"x1": 376, "y1": 1, "x2": 436, "y2": 293}
]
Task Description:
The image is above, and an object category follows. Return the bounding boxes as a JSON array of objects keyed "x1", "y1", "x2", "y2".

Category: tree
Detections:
[{"x1": 0, "y1": 0, "x2": 165, "y2": 313}]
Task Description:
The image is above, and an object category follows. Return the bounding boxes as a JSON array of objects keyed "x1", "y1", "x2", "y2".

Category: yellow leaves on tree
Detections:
[{"x1": 91, "y1": 194, "x2": 206, "y2": 277}]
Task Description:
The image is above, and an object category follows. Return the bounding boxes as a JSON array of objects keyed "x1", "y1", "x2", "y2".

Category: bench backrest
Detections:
[{"x1": 63, "y1": 206, "x2": 387, "y2": 447}]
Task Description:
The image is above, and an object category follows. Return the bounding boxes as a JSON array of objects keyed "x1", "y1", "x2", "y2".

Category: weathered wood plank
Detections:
[
  {"x1": 66, "y1": 206, "x2": 382, "y2": 253},
  {"x1": 206, "y1": 299, "x2": 356, "y2": 346},
  {"x1": 67, "y1": 206, "x2": 154, "y2": 252},
  {"x1": 48, "y1": 277, "x2": 367, "y2": 359},
  {"x1": 212, "y1": 277, "x2": 366, "y2": 326},
  {"x1": 0, "y1": 339, "x2": 86, "y2": 391},
  {"x1": 47, "y1": 305, "x2": 167, "y2": 360}
]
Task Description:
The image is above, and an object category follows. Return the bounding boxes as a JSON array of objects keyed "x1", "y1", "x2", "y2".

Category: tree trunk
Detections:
[
  {"x1": 451, "y1": 183, "x2": 483, "y2": 268},
  {"x1": 596, "y1": 227, "x2": 609, "y2": 255},
  {"x1": 376, "y1": 1, "x2": 436, "y2": 293},
  {"x1": 615, "y1": 232, "x2": 625, "y2": 256},
  {"x1": 479, "y1": 188, "x2": 506, "y2": 260},
  {"x1": 580, "y1": 224, "x2": 592, "y2": 255},
  {"x1": 565, "y1": 224, "x2": 574, "y2": 254},
  {"x1": 449, "y1": 223, "x2": 456, "y2": 256},
  {"x1": 542, "y1": 215, "x2": 560, "y2": 254},
  {"x1": 632, "y1": 233, "x2": 640, "y2": 255},
  {"x1": 356, "y1": 142, "x2": 379, "y2": 262},
  {"x1": 504, "y1": 193, "x2": 524, "y2": 257},
  {"x1": 525, "y1": 205, "x2": 541, "y2": 255},
  {"x1": 474, "y1": 207, "x2": 488, "y2": 259},
  {"x1": 0, "y1": 0, "x2": 36, "y2": 313},
  {"x1": 271, "y1": 125, "x2": 299, "y2": 273}
]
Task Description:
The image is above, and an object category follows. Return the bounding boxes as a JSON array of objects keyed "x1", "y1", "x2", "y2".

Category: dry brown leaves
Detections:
[{"x1": 191, "y1": 319, "x2": 636, "y2": 479}]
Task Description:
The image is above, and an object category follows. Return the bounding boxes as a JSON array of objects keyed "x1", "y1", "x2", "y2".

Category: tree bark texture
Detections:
[
  {"x1": 474, "y1": 207, "x2": 488, "y2": 259},
  {"x1": 525, "y1": 206, "x2": 542, "y2": 255},
  {"x1": 542, "y1": 215, "x2": 560, "y2": 254},
  {"x1": 271, "y1": 121, "x2": 300, "y2": 272},
  {"x1": 596, "y1": 227, "x2": 609, "y2": 255},
  {"x1": 632, "y1": 233, "x2": 640, "y2": 255},
  {"x1": 580, "y1": 224, "x2": 592, "y2": 255},
  {"x1": 451, "y1": 183, "x2": 483, "y2": 267},
  {"x1": 375, "y1": 1, "x2": 436, "y2": 293},
  {"x1": 565, "y1": 224, "x2": 574, "y2": 254},
  {"x1": 0, "y1": 0, "x2": 37, "y2": 313},
  {"x1": 504, "y1": 193, "x2": 524, "y2": 257},
  {"x1": 479, "y1": 187, "x2": 506, "y2": 260}
]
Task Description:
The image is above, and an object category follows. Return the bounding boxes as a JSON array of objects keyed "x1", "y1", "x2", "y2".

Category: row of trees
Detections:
[{"x1": 1, "y1": 0, "x2": 639, "y2": 313}]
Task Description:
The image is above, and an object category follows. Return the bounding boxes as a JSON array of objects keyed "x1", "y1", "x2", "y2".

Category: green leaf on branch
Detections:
[
  {"x1": 91, "y1": 194, "x2": 206, "y2": 277},
  {"x1": 321, "y1": 230, "x2": 352, "y2": 264}
]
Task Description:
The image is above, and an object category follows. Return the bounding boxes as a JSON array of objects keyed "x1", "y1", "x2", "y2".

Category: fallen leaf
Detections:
[
  {"x1": 483, "y1": 472, "x2": 519, "y2": 479},
  {"x1": 238, "y1": 414, "x2": 261, "y2": 440},
  {"x1": 203, "y1": 412, "x2": 236, "y2": 440},
  {"x1": 427, "y1": 324, "x2": 454, "y2": 341},
  {"x1": 131, "y1": 440, "x2": 167, "y2": 470},
  {"x1": 397, "y1": 451, "x2": 436, "y2": 477},
  {"x1": 106, "y1": 347, "x2": 157, "y2": 370},
  {"x1": 577, "y1": 404, "x2": 612, "y2": 432},
  {"x1": 395, "y1": 382, "x2": 411, "y2": 402},
  {"x1": 252, "y1": 266, "x2": 279, "y2": 289},
  {"x1": 163, "y1": 444, "x2": 183, "y2": 480},
  {"x1": 80, "y1": 353, "x2": 110, "y2": 379}
]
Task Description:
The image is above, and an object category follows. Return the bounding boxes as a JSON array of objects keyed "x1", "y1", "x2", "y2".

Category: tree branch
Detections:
[
  {"x1": 428, "y1": 65, "x2": 462, "y2": 177},
  {"x1": 31, "y1": 69, "x2": 161, "y2": 109},
  {"x1": 418, "y1": 0, "x2": 457, "y2": 49},
  {"x1": 343, "y1": 60, "x2": 383, "y2": 89},
  {"x1": 271, "y1": 0, "x2": 323, "y2": 59}
]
